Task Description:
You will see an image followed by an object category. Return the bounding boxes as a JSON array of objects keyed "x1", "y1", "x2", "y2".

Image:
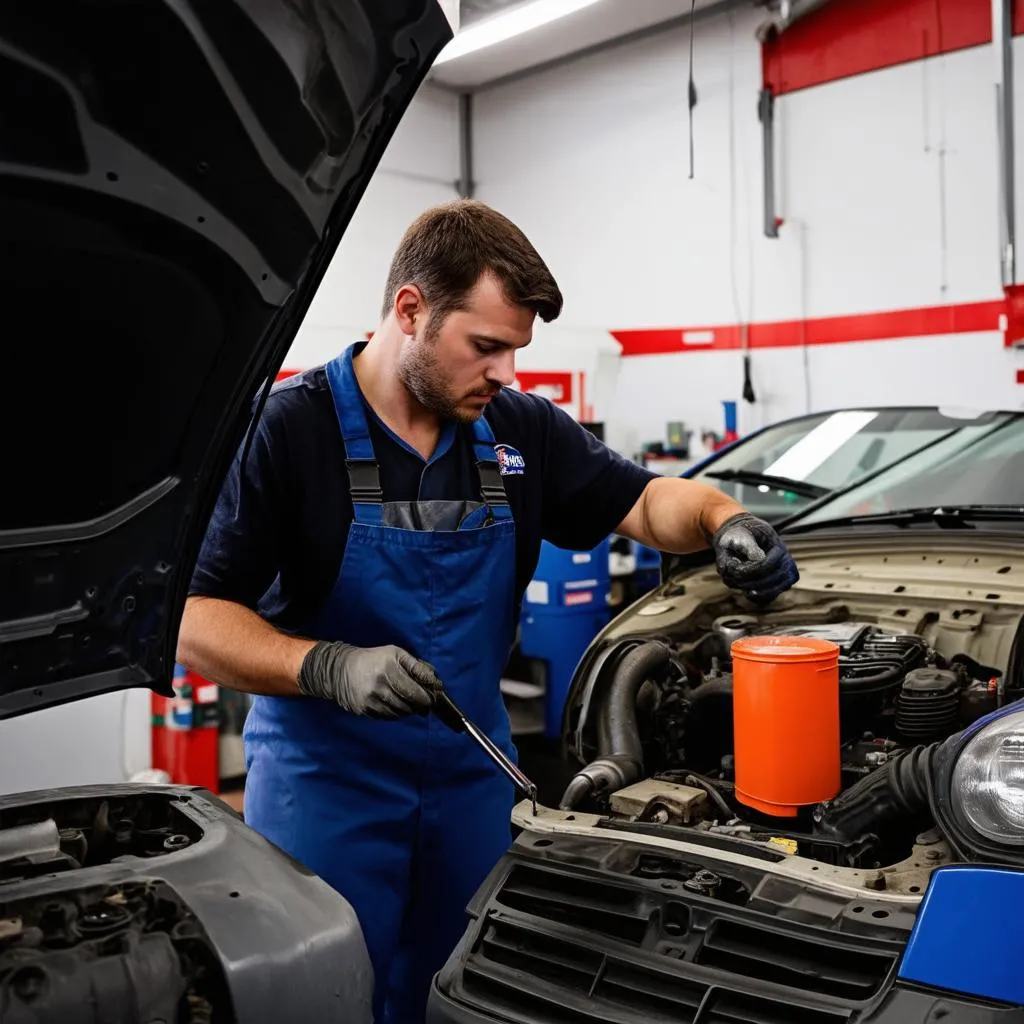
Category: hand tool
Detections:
[{"x1": 433, "y1": 688, "x2": 538, "y2": 815}]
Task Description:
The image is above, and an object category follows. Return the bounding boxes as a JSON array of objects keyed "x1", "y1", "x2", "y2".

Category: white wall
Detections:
[
  {"x1": 0, "y1": 691, "x2": 151, "y2": 796},
  {"x1": 473, "y1": 7, "x2": 1024, "y2": 454},
  {"x1": 475, "y1": 8, "x2": 769, "y2": 331},
  {"x1": 285, "y1": 83, "x2": 462, "y2": 367}
]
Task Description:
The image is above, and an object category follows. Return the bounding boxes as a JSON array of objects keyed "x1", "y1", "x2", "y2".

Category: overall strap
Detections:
[
  {"x1": 324, "y1": 348, "x2": 384, "y2": 526},
  {"x1": 471, "y1": 416, "x2": 513, "y2": 522}
]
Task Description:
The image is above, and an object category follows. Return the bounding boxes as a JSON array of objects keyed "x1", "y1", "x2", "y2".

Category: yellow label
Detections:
[{"x1": 767, "y1": 837, "x2": 798, "y2": 855}]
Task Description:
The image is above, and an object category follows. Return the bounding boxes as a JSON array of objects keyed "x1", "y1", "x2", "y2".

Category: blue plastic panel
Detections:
[{"x1": 899, "y1": 865, "x2": 1024, "y2": 1005}]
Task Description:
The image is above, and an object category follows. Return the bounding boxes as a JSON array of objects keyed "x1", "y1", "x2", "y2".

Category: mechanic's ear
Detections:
[{"x1": 393, "y1": 284, "x2": 426, "y2": 335}]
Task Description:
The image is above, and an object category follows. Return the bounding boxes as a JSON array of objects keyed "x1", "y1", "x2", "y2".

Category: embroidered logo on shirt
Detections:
[{"x1": 494, "y1": 444, "x2": 526, "y2": 476}]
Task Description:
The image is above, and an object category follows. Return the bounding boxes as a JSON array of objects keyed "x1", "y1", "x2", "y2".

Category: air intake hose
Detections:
[
  {"x1": 559, "y1": 641, "x2": 671, "y2": 811},
  {"x1": 816, "y1": 742, "x2": 937, "y2": 840}
]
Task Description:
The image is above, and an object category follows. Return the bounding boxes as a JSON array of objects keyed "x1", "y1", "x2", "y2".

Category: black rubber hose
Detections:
[
  {"x1": 595, "y1": 640, "x2": 671, "y2": 759},
  {"x1": 687, "y1": 676, "x2": 733, "y2": 703},
  {"x1": 683, "y1": 771, "x2": 734, "y2": 822},
  {"x1": 817, "y1": 742, "x2": 937, "y2": 840},
  {"x1": 560, "y1": 641, "x2": 671, "y2": 810}
]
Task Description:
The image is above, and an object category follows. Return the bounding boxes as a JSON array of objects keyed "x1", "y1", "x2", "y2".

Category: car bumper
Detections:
[
  {"x1": 428, "y1": 978, "x2": 1023, "y2": 1023},
  {"x1": 427, "y1": 831, "x2": 1024, "y2": 1024}
]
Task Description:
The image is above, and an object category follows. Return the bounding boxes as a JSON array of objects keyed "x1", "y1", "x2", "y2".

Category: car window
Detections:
[
  {"x1": 692, "y1": 408, "x2": 980, "y2": 517},
  {"x1": 793, "y1": 412, "x2": 1022, "y2": 523}
]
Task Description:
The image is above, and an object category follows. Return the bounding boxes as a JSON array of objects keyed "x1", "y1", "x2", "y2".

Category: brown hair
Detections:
[{"x1": 380, "y1": 199, "x2": 563, "y2": 327}]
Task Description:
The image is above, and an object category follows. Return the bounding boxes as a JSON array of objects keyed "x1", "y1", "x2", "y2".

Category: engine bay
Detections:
[
  {"x1": 0, "y1": 783, "x2": 376, "y2": 1023},
  {"x1": 0, "y1": 792, "x2": 227, "y2": 1023},
  {"x1": 557, "y1": 562, "x2": 1024, "y2": 893}
]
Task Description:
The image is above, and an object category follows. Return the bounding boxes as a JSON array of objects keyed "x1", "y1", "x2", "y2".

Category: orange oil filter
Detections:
[{"x1": 731, "y1": 635, "x2": 841, "y2": 817}]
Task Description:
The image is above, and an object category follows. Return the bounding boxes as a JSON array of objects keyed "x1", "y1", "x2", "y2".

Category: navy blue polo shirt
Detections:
[{"x1": 189, "y1": 349, "x2": 657, "y2": 631}]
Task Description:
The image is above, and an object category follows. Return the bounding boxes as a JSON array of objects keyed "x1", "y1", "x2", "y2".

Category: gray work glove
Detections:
[
  {"x1": 297, "y1": 641, "x2": 443, "y2": 719},
  {"x1": 711, "y1": 512, "x2": 800, "y2": 606}
]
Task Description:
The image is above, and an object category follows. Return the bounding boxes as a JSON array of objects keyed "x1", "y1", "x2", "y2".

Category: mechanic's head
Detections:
[{"x1": 382, "y1": 200, "x2": 562, "y2": 422}]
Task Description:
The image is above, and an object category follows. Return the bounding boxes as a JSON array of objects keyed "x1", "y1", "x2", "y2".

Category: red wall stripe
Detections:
[
  {"x1": 611, "y1": 299, "x2": 1004, "y2": 358},
  {"x1": 763, "y1": 0, "x2": 995, "y2": 96},
  {"x1": 1017, "y1": 369, "x2": 1024, "y2": 385}
]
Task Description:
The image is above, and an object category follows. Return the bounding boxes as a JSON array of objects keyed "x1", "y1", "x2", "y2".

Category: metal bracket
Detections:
[
  {"x1": 758, "y1": 87, "x2": 779, "y2": 239},
  {"x1": 455, "y1": 92, "x2": 475, "y2": 199},
  {"x1": 994, "y1": 0, "x2": 1016, "y2": 286}
]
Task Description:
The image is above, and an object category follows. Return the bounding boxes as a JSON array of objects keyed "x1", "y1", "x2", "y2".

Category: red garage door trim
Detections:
[
  {"x1": 763, "y1": 0, "x2": 1003, "y2": 97},
  {"x1": 611, "y1": 299, "x2": 1004, "y2": 358}
]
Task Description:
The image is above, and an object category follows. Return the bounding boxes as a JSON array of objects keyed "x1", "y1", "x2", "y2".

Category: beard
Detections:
[{"x1": 398, "y1": 332, "x2": 498, "y2": 424}]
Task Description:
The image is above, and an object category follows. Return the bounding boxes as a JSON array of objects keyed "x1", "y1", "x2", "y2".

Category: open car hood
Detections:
[{"x1": 0, "y1": 0, "x2": 452, "y2": 719}]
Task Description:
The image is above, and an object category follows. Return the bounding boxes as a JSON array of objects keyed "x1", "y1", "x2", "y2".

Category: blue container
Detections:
[
  {"x1": 519, "y1": 538, "x2": 612, "y2": 738},
  {"x1": 633, "y1": 541, "x2": 662, "y2": 597}
]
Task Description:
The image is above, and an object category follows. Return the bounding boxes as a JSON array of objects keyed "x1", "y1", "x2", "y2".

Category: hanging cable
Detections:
[
  {"x1": 687, "y1": 0, "x2": 697, "y2": 178},
  {"x1": 725, "y1": 9, "x2": 755, "y2": 406}
]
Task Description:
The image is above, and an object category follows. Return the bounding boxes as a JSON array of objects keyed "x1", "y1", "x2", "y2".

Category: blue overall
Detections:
[{"x1": 242, "y1": 345, "x2": 519, "y2": 1022}]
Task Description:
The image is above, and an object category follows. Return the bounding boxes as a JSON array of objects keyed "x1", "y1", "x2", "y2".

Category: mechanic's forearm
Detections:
[
  {"x1": 632, "y1": 477, "x2": 744, "y2": 553},
  {"x1": 176, "y1": 595, "x2": 316, "y2": 697}
]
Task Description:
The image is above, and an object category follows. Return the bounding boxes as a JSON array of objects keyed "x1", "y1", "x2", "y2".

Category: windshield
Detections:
[
  {"x1": 692, "y1": 408, "x2": 986, "y2": 520},
  {"x1": 791, "y1": 412, "x2": 1024, "y2": 526}
]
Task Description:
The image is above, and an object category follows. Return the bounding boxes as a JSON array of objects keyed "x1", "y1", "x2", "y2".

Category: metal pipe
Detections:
[
  {"x1": 758, "y1": 88, "x2": 778, "y2": 239},
  {"x1": 993, "y1": 0, "x2": 1016, "y2": 286},
  {"x1": 456, "y1": 92, "x2": 474, "y2": 199},
  {"x1": 0, "y1": 819, "x2": 60, "y2": 865}
]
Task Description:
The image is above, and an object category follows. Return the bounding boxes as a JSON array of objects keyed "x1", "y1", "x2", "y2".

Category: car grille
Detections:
[{"x1": 449, "y1": 863, "x2": 900, "y2": 1024}]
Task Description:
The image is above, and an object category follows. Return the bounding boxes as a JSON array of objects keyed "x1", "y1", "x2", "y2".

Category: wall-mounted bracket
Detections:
[
  {"x1": 455, "y1": 92, "x2": 475, "y2": 199},
  {"x1": 758, "y1": 86, "x2": 779, "y2": 239}
]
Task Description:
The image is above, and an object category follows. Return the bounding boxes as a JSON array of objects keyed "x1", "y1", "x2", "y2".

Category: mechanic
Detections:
[{"x1": 177, "y1": 199, "x2": 799, "y2": 1022}]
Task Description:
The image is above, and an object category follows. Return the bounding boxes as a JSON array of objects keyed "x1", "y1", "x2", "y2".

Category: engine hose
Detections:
[
  {"x1": 687, "y1": 676, "x2": 733, "y2": 704},
  {"x1": 683, "y1": 771, "x2": 734, "y2": 822},
  {"x1": 559, "y1": 641, "x2": 671, "y2": 810},
  {"x1": 817, "y1": 742, "x2": 938, "y2": 840}
]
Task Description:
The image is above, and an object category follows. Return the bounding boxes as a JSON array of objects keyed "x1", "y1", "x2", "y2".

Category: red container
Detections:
[
  {"x1": 151, "y1": 669, "x2": 220, "y2": 793},
  {"x1": 731, "y1": 635, "x2": 841, "y2": 817}
]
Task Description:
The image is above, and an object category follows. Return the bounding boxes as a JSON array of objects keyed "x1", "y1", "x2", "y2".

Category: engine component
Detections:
[
  {"x1": 959, "y1": 679, "x2": 999, "y2": 726},
  {"x1": 760, "y1": 623, "x2": 928, "y2": 695},
  {"x1": 683, "y1": 868, "x2": 722, "y2": 896},
  {"x1": 817, "y1": 742, "x2": 936, "y2": 842},
  {"x1": 0, "y1": 819, "x2": 59, "y2": 866},
  {"x1": 608, "y1": 780, "x2": 708, "y2": 823},
  {"x1": 679, "y1": 673, "x2": 733, "y2": 773},
  {"x1": 732, "y1": 634, "x2": 841, "y2": 818},
  {"x1": 712, "y1": 615, "x2": 758, "y2": 648},
  {"x1": 896, "y1": 668, "x2": 962, "y2": 742},
  {"x1": 560, "y1": 641, "x2": 671, "y2": 810},
  {"x1": 0, "y1": 882, "x2": 209, "y2": 1024}
]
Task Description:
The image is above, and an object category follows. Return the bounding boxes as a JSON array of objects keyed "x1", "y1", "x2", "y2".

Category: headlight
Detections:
[{"x1": 951, "y1": 710, "x2": 1024, "y2": 845}]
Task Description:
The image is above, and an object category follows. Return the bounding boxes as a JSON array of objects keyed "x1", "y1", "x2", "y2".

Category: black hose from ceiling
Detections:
[{"x1": 559, "y1": 641, "x2": 672, "y2": 811}]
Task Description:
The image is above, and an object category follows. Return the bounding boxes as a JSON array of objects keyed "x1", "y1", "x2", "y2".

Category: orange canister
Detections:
[{"x1": 731, "y1": 635, "x2": 841, "y2": 817}]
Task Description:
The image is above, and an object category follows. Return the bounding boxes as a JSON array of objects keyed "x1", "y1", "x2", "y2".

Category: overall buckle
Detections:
[
  {"x1": 476, "y1": 461, "x2": 509, "y2": 506},
  {"x1": 346, "y1": 459, "x2": 383, "y2": 503}
]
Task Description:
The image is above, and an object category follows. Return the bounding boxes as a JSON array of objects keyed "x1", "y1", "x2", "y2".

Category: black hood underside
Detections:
[{"x1": 0, "y1": 0, "x2": 452, "y2": 718}]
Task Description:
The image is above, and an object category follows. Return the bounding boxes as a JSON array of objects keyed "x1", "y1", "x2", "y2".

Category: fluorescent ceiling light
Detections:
[
  {"x1": 765, "y1": 410, "x2": 879, "y2": 481},
  {"x1": 433, "y1": 0, "x2": 607, "y2": 65}
]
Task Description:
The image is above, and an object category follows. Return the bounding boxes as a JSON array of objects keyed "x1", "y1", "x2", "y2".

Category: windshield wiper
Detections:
[
  {"x1": 702, "y1": 468, "x2": 830, "y2": 500},
  {"x1": 784, "y1": 504, "x2": 1024, "y2": 534}
]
